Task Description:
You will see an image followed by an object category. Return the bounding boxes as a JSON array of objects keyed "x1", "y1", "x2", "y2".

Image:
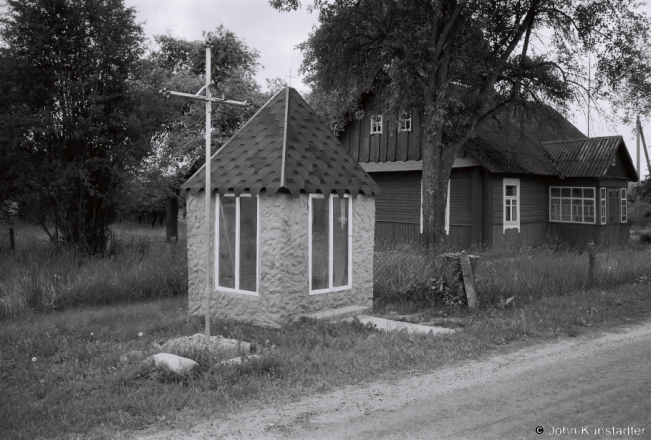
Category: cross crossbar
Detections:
[{"x1": 162, "y1": 89, "x2": 248, "y2": 106}]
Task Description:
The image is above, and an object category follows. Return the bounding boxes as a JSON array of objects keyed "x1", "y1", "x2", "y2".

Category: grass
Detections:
[
  {"x1": 0, "y1": 220, "x2": 187, "y2": 320},
  {"x1": 2, "y1": 280, "x2": 651, "y2": 439},
  {"x1": 374, "y1": 240, "x2": 651, "y2": 308}
]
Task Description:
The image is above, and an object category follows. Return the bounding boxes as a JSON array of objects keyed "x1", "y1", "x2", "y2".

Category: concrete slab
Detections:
[
  {"x1": 352, "y1": 315, "x2": 456, "y2": 335},
  {"x1": 305, "y1": 305, "x2": 371, "y2": 321}
]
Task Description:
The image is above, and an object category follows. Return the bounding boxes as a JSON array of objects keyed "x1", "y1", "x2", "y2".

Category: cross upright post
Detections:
[{"x1": 160, "y1": 33, "x2": 247, "y2": 340}]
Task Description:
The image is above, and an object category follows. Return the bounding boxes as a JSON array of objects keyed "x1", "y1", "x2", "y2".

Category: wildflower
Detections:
[
  {"x1": 90, "y1": 332, "x2": 94, "y2": 336},
  {"x1": 32, "y1": 357, "x2": 37, "y2": 362},
  {"x1": 40, "y1": 380, "x2": 44, "y2": 383},
  {"x1": 138, "y1": 332, "x2": 143, "y2": 338}
]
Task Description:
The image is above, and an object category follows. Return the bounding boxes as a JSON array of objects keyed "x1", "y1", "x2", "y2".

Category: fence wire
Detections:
[{"x1": 374, "y1": 241, "x2": 651, "y2": 305}]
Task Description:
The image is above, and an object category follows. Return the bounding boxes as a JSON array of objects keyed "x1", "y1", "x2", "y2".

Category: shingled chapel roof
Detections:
[{"x1": 181, "y1": 87, "x2": 380, "y2": 198}]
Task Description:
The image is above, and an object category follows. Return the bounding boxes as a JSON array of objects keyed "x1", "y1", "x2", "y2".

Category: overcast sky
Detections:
[{"x1": 124, "y1": 0, "x2": 650, "y2": 178}]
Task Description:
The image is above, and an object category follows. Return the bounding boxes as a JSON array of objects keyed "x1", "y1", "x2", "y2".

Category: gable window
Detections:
[
  {"x1": 215, "y1": 194, "x2": 259, "y2": 295},
  {"x1": 398, "y1": 113, "x2": 412, "y2": 132},
  {"x1": 370, "y1": 115, "x2": 382, "y2": 134},
  {"x1": 503, "y1": 178, "x2": 520, "y2": 232},
  {"x1": 600, "y1": 188, "x2": 607, "y2": 224},
  {"x1": 549, "y1": 187, "x2": 595, "y2": 224},
  {"x1": 309, "y1": 194, "x2": 352, "y2": 294},
  {"x1": 621, "y1": 188, "x2": 627, "y2": 223}
]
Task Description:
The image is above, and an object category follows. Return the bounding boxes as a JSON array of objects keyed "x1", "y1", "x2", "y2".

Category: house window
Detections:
[
  {"x1": 549, "y1": 187, "x2": 595, "y2": 224},
  {"x1": 370, "y1": 115, "x2": 382, "y2": 134},
  {"x1": 398, "y1": 113, "x2": 412, "y2": 132},
  {"x1": 621, "y1": 188, "x2": 627, "y2": 223},
  {"x1": 600, "y1": 188, "x2": 607, "y2": 224},
  {"x1": 503, "y1": 178, "x2": 520, "y2": 232},
  {"x1": 420, "y1": 179, "x2": 450, "y2": 235},
  {"x1": 215, "y1": 194, "x2": 258, "y2": 295},
  {"x1": 309, "y1": 194, "x2": 352, "y2": 294}
]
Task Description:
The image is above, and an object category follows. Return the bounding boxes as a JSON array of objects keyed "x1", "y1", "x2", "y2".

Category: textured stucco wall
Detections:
[{"x1": 186, "y1": 191, "x2": 375, "y2": 328}]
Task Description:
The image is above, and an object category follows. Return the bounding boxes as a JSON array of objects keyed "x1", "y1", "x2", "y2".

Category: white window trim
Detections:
[
  {"x1": 370, "y1": 114, "x2": 382, "y2": 135},
  {"x1": 503, "y1": 178, "x2": 520, "y2": 233},
  {"x1": 308, "y1": 194, "x2": 353, "y2": 295},
  {"x1": 398, "y1": 114, "x2": 412, "y2": 132},
  {"x1": 420, "y1": 180, "x2": 450, "y2": 235},
  {"x1": 548, "y1": 186, "x2": 597, "y2": 225},
  {"x1": 621, "y1": 188, "x2": 627, "y2": 223},
  {"x1": 214, "y1": 193, "x2": 260, "y2": 296},
  {"x1": 600, "y1": 188, "x2": 607, "y2": 225}
]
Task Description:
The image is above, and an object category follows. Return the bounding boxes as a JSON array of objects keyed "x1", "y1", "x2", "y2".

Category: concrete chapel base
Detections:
[{"x1": 187, "y1": 191, "x2": 375, "y2": 328}]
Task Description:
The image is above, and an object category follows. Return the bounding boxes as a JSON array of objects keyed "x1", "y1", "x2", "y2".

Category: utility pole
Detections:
[{"x1": 161, "y1": 33, "x2": 247, "y2": 340}]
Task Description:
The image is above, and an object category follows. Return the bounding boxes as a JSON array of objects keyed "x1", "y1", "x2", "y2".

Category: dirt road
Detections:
[{"x1": 135, "y1": 321, "x2": 651, "y2": 439}]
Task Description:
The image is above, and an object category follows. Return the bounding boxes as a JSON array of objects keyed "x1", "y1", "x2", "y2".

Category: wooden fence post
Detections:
[
  {"x1": 9, "y1": 228, "x2": 15, "y2": 251},
  {"x1": 588, "y1": 243, "x2": 596, "y2": 288}
]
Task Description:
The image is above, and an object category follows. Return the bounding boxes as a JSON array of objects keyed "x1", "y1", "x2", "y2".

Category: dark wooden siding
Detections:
[
  {"x1": 450, "y1": 168, "x2": 471, "y2": 226},
  {"x1": 605, "y1": 146, "x2": 631, "y2": 180},
  {"x1": 340, "y1": 96, "x2": 422, "y2": 164},
  {"x1": 369, "y1": 171, "x2": 421, "y2": 224},
  {"x1": 375, "y1": 222, "x2": 421, "y2": 244},
  {"x1": 492, "y1": 223, "x2": 548, "y2": 248},
  {"x1": 548, "y1": 223, "x2": 629, "y2": 245},
  {"x1": 492, "y1": 175, "x2": 549, "y2": 225}
]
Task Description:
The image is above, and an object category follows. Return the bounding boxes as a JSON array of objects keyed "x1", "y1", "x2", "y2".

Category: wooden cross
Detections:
[
  {"x1": 160, "y1": 33, "x2": 247, "y2": 340},
  {"x1": 286, "y1": 67, "x2": 296, "y2": 86}
]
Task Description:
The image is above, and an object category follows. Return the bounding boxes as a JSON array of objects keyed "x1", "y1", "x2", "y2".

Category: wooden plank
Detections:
[
  {"x1": 380, "y1": 123, "x2": 389, "y2": 162},
  {"x1": 470, "y1": 167, "x2": 482, "y2": 244},
  {"x1": 387, "y1": 125, "x2": 397, "y2": 161},
  {"x1": 482, "y1": 170, "x2": 493, "y2": 246},
  {"x1": 459, "y1": 253, "x2": 478, "y2": 310},
  {"x1": 374, "y1": 221, "x2": 422, "y2": 245},
  {"x1": 350, "y1": 118, "x2": 360, "y2": 161},
  {"x1": 362, "y1": 161, "x2": 422, "y2": 172},
  {"x1": 359, "y1": 111, "x2": 371, "y2": 162},
  {"x1": 370, "y1": 131, "x2": 380, "y2": 162},
  {"x1": 407, "y1": 111, "x2": 420, "y2": 161},
  {"x1": 397, "y1": 130, "x2": 409, "y2": 161},
  {"x1": 445, "y1": 225, "x2": 472, "y2": 250}
]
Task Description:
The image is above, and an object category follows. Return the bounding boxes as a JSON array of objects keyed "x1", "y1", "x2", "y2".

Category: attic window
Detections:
[
  {"x1": 370, "y1": 115, "x2": 382, "y2": 134},
  {"x1": 215, "y1": 194, "x2": 258, "y2": 295},
  {"x1": 398, "y1": 113, "x2": 412, "y2": 132},
  {"x1": 611, "y1": 156, "x2": 616, "y2": 167}
]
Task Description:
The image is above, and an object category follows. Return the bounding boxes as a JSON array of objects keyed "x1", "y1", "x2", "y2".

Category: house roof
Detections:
[
  {"x1": 542, "y1": 136, "x2": 638, "y2": 181},
  {"x1": 465, "y1": 105, "x2": 585, "y2": 176},
  {"x1": 181, "y1": 87, "x2": 380, "y2": 198}
]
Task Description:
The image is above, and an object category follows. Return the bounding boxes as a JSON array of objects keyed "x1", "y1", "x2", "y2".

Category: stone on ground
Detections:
[
  {"x1": 157, "y1": 333, "x2": 252, "y2": 359},
  {"x1": 351, "y1": 315, "x2": 456, "y2": 335},
  {"x1": 146, "y1": 353, "x2": 199, "y2": 375}
]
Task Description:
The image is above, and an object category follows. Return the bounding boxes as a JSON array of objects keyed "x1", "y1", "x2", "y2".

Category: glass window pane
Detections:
[
  {"x1": 311, "y1": 197, "x2": 329, "y2": 290},
  {"x1": 572, "y1": 188, "x2": 582, "y2": 198},
  {"x1": 239, "y1": 197, "x2": 257, "y2": 292},
  {"x1": 562, "y1": 188, "x2": 571, "y2": 198},
  {"x1": 218, "y1": 197, "x2": 236, "y2": 289},
  {"x1": 572, "y1": 199, "x2": 582, "y2": 222},
  {"x1": 512, "y1": 205, "x2": 517, "y2": 222},
  {"x1": 332, "y1": 197, "x2": 349, "y2": 287},
  {"x1": 584, "y1": 188, "x2": 594, "y2": 199},
  {"x1": 551, "y1": 188, "x2": 561, "y2": 197},
  {"x1": 505, "y1": 185, "x2": 517, "y2": 196},
  {"x1": 561, "y1": 199, "x2": 571, "y2": 221}
]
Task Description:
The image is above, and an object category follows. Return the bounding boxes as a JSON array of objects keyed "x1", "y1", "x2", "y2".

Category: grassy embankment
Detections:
[{"x1": 1, "y1": 222, "x2": 651, "y2": 439}]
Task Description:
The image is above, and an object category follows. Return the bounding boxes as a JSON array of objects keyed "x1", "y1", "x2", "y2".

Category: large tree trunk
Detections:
[
  {"x1": 421, "y1": 111, "x2": 458, "y2": 251},
  {"x1": 166, "y1": 196, "x2": 179, "y2": 243}
]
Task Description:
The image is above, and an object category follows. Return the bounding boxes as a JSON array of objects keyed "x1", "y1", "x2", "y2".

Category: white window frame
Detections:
[
  {"x1": 600, "y1": 188, "x2": 607, "y2": 225},
  {"x1": 214, "y1": 193, "x2": 260, "y2": 296},
  {"x1": 621, "y1": 188, "x2": 627, "y2": 223},
  {"x1": 370, "y1": 114, "x2": 382, "y2": 134},
  {"x1": 420, "y1": 179, "x2": 450, "y2": 235},
  {"x1": 308, "y1": 194, "x2": 353, "y2": 295},
  {"x1": 503, "y1": 178, "x2": 520, "y2": 233},
  {"x1": 398, "y1": 113, "x2": 412, "y2": 132},
  {"x1": 548, "y1": 187, "x2": 596, "y2": 224}
]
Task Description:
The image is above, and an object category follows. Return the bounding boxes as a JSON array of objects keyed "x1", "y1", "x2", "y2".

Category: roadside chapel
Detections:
[{"x1": 181, "y1": 87, "x2": 380, "y2": 328}]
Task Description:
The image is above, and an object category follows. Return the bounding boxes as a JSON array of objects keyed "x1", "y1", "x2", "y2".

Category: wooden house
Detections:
[
  {"x1": 181, "y1": 87, "x2": 380, "y2": 328},
  {"x1": 337, "y1": 100, "x2": 638, "y2": 248}
]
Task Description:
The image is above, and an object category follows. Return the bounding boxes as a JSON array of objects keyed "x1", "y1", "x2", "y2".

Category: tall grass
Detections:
[
  {"x1": 374, "y1": 240, "x2": 651, "y2": 307},
  {"x1": 0, "y1": 221, "x2": 187, "y2": 320}
]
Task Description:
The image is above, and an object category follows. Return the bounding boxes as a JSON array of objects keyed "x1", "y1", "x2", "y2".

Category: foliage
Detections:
[
  {"x1": 0, "y1": 0, "x2": 147, "y2": 254},
  {"x1": 124, "y1": 28, "x2": 267, "y2": 215},
  {"x1": 271, "y1": 0, "x2": 651, "y2": 247}
]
